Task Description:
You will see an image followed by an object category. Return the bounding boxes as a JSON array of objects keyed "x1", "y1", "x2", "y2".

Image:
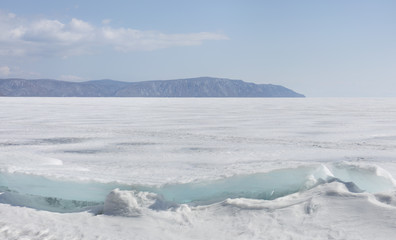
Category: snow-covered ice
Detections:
[{"x1": 1, "y1": 97, "x2": 396, "y2": 239}]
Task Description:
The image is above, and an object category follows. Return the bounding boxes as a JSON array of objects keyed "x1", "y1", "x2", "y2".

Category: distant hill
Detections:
[{"x1": 0, "y1": 77, "x2": 304, "y2": 97}]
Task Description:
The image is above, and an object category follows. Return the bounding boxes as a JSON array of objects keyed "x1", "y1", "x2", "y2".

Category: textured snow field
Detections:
[{"x1": 1, "y1": 98, "x2": 396, "y2": 239}]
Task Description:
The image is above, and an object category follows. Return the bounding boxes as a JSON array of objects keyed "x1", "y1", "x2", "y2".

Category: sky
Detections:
[{"x1": 0, "y1": 0, "x2": 395, "y2": 97}]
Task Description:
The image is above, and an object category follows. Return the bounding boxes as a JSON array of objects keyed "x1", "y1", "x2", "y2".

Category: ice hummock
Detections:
[
  {"x1": 1, "y1": 163, "x2": 395, "y2": 214},
  {"x1": 103, "y1": 189, "x2": 159, "y2": 216}
]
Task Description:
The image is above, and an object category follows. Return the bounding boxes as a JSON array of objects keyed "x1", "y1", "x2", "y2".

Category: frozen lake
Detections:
[{"x1": 1, "y1": 98, "x2": 396, "y2": 239}]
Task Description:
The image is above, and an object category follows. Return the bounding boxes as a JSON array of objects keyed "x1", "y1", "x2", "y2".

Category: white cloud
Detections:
[
  {"x1": 59, "y1": 74, "x2": 86, "y2": 82},
  {"x1": 0, "y1": 10, "x2": 228, "y2": 58},
  {"x1": 23, "y1": 18, "x2": 94, "y2": 43},
  {"x1": 0, "y1": 65, "x2": 40, "y2": 79},
  {"x1": 102, "y1": 19, "x2": 112, "y2": 25},
  {"x1": 102, "y1": 28, "x2": 228, "y2": 51},
  {"x1": 8, "y1": 13, "x2": 16, "y2": 19},
  {"x1": 69, "y1": 18, "x2": 94, "y2": 34},
  {"x1": 0, "y1": 66, "x2": 10, "y2": 77}
]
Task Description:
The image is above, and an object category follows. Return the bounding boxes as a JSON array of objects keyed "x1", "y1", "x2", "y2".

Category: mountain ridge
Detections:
[{"x1": 0, "y1": 77, "x2": 305, "y2": 97}]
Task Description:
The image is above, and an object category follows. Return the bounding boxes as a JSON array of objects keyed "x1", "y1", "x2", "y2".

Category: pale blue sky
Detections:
[{"x1": 0, "y1": 0, "x2": 395, "y2": 97}]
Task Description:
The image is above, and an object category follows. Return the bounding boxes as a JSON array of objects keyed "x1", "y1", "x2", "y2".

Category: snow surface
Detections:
[{"x1": 1, "y1": 98, "x2": 396, "y2": 239}]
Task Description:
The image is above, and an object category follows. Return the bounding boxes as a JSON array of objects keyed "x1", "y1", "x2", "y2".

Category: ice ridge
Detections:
[{"x1": 0, "y1": 163, "x2": 395, "y2": 214}]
